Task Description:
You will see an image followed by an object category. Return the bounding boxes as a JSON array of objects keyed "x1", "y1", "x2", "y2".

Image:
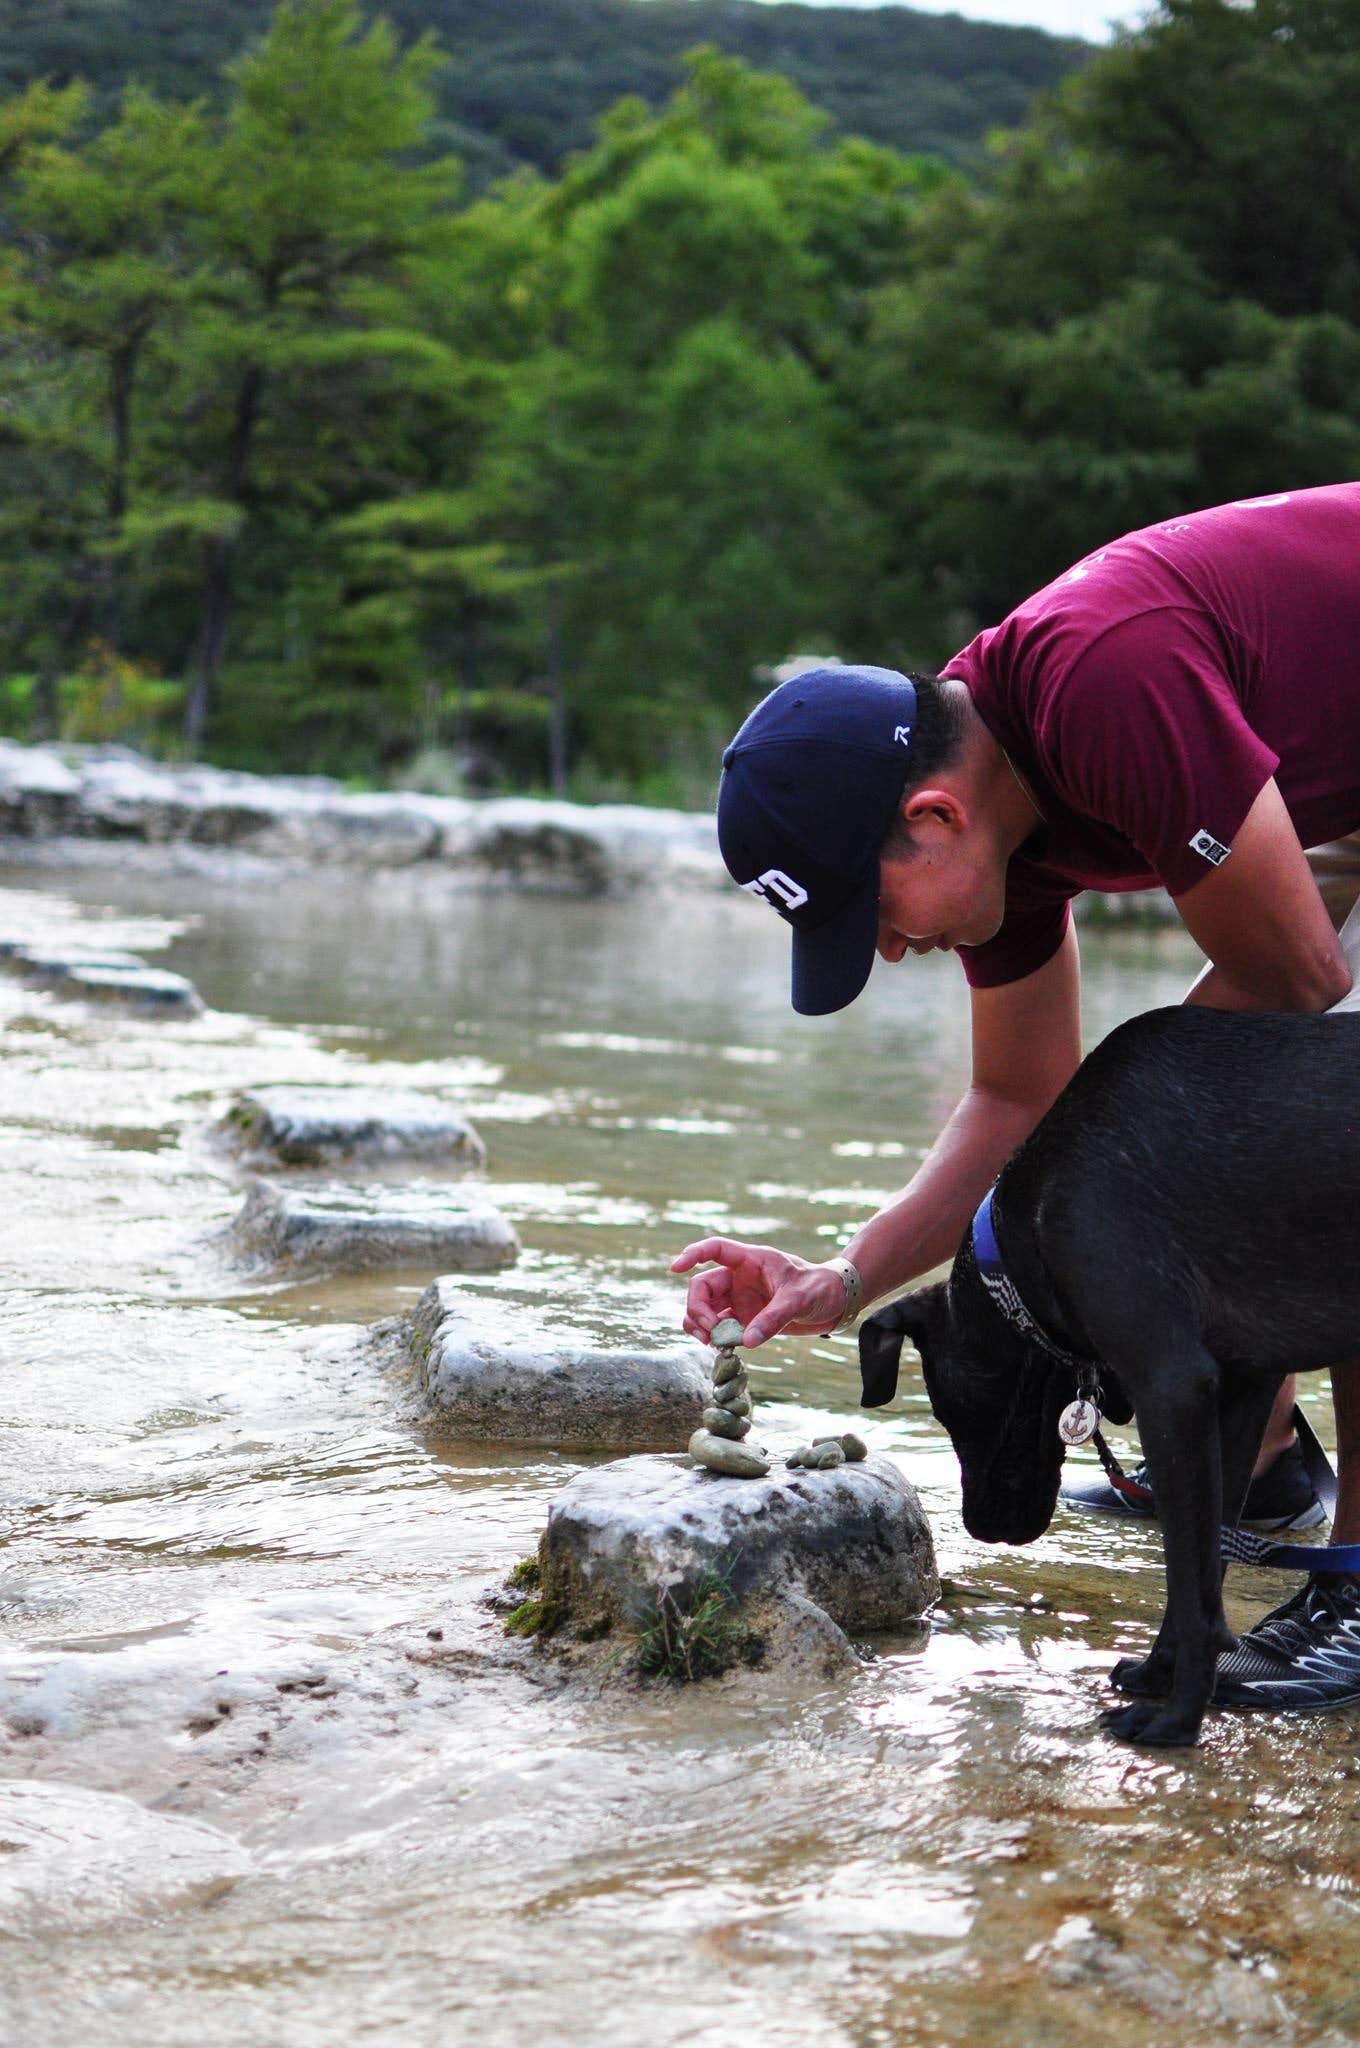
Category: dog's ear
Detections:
[
  {"x1": 858, "y1": 1288, "x2": 940, "y2": 1409},
  {"x1": 1098, "y1": 1363, "x2": 1135, "y2": 1426}
]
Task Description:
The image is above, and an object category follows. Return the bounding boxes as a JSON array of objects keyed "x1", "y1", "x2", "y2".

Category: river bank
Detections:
[{"x1": 0, "y1": 739, "x2": 1177, "y2": 926}]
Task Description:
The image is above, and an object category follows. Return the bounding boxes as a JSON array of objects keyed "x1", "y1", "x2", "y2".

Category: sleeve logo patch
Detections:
[{"x1": 1190, "y1": 828, "x2": 1231, "y2": 866}]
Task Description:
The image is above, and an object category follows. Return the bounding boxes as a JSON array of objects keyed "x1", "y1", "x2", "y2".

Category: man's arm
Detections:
[
  {"x1": 840, "y1": 921, "x2": 1083, "y2": 1301},
  {"x1": 673, "y1": 925, "x2": 1084, "y2": 1342},
  {"x1": 1178, "y1": 778, "x2": 1351, "y2": 1012}
]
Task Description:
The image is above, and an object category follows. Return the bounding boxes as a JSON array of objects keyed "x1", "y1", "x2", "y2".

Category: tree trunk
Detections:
[
  {"x1": 102, "y1": 344, "x2": 136, "y2": 656},
  {"x1": 546, "y1": 582, "x2": 568, "y2": 797},
  {"x1": 184, "y1": 362, "x2": 264, "y2": 751},
  {"x1": 184, "y1": 532, "x2": 234, "y2": 751},
  {"x1": 30, "y1": 665, "x2": 59, "y2": 742}
]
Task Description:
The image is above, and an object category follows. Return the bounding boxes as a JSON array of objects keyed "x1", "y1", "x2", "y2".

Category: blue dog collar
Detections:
[{"x1": 970, "y1": 1185, "x2": 1096, "y2": 1376}]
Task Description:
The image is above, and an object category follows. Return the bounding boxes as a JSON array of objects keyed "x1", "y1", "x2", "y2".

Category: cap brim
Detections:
[{"x1": 789, "y1": 872, "x2": 880, "y2": 1016}]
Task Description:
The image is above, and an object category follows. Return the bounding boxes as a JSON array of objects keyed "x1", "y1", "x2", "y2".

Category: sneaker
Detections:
[
  {"x1": 1061, "y1": 1439, "x2": 1327, "y2": 1532},
  {"x1": 1214, "y1": 1573, "x2": 1360, "y2": 1711}
]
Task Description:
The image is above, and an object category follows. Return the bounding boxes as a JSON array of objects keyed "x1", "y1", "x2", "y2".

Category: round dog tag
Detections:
[{"x1": 1058, "y1": 1397, "x2": 1100, "y2": 1447}]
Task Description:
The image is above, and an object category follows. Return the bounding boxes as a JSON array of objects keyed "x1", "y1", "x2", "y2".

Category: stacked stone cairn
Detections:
[
  {"x1": 687, "y1": 1316, "x2": 769, "y2": 1476},
  {"x1": 685, "y1": 1314, "x2": 870, "y2": 1479}
]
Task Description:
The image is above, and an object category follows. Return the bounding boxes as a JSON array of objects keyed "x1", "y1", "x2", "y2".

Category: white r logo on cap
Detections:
[{"x1": 742, "y1": 868, "x2": 810, "y2": 911}]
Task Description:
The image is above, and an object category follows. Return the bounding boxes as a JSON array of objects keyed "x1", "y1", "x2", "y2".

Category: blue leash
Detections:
[
  {"x1": 1220, "y1": 1408, "x2": 1360, "y2": 1574},
  {"x1": 1097, "y1": 1405, "x2": 1360, "y2": 1575}
]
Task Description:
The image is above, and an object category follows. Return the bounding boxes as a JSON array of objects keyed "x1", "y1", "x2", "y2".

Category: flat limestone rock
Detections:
[
  {"x1": 230, "y1": 1180, "x2": 519, "y2": 1276},
  {"x1": 402, "y1": 1277, "x2": 709, "y2": 1446},
  {"x1": 218, "y1": 1085, "x2": 487, "y2": 1169},
  {"x1": 540, "y1": 1450, "x2": 939, "y2": 1667},
  {"x1": 63, "y1": 964, "x2": 204, "y2": 1014},
  {"x1": 0, "y1": 743, "x2": 727, "y2": 893},
  {"x1": 7, "y1": 945, "x2": 146, "y2": 987}
]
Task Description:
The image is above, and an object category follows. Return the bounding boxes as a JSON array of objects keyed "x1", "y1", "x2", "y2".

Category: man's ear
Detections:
[
  {"x1": 858, "y1": 1287, "x2": 941, "y2": 1409},
  {"x1": 901, "y1": 785, "x2": 967, "y2": 836}
]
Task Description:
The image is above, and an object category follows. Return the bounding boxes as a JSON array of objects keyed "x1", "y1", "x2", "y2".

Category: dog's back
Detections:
[{"x1": 1005, "y1": 1005, "x2": 1360, "y2": 1375}]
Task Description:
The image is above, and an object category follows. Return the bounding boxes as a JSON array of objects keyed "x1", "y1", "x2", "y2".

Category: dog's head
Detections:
[{"x1": 859, "y1": 1268, "x2": 1079, "y2": 1546}]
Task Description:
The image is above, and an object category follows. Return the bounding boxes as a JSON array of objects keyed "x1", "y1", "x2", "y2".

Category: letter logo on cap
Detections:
[{"x1": 742, "y1": 868, "x2": 809, "y2": 912}]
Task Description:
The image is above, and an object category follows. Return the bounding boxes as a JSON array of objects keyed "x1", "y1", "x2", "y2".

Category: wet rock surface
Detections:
[
  {"x1": 229, "y1": 1180, "x2": 520, "y2": 1276},
  {"x1": 538, "y1": 1450, "x2": 939, "y2": 1670},
  {"x1": 0, "y1": 938, "x2": 203, "y2": 1013},
  {"x1": 0, "y1": 740, "x2": 723, "y2": 895},
  {"x1": 62, "y1": 963, "x2": 203, "y2": 1013},
  {"x1": 399, "y1": 1278, "x2": 710, "y2": 1445},
  {"x1": 217, "y1": 1084, "x2": 487, "y2": 1169}
]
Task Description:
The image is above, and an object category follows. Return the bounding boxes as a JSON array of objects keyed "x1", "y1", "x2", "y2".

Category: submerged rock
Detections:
[
  {"x1": 65, "y1": 964, "x2": 204, "y2": 1014},
  {"x1": 0, "y1": 941, "x2": 202, "y2": 1013},
  {"x1": 7, "y1": 944, "x2": 146, "y2": 986},
  {"x1": 230, "y1": 1181, "x2": 519, "y2": 1276},
  {"x1": 399, "y1": 1277, "x2": 709, "y2": 1446},
  {"x1": 0, "y1": 1781, "x2": 249, "y2": 1938},
  {"x1": 536, "y1": 1451, "x2": 938, "y2": 1675},
  {"x1": 217, "y1": 1085, "x2": 487, "y2": 1169}
]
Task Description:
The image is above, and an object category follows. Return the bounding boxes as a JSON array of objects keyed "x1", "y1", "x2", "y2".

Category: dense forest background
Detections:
[
  {"x1": 1, "y1": 0, "x2": 1358, "y2": 801},
  {"x1": 0, "y1": 0, "x2": 1086, "y2": 182}
]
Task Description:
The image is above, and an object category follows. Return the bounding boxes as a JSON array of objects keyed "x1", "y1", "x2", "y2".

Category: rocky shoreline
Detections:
[
  {"x1": 0, "y1": 739, "x2": 724, "y2": 896},
  {"x1": 0, "y1": 739, "x2": 1177, "y2": 920}
]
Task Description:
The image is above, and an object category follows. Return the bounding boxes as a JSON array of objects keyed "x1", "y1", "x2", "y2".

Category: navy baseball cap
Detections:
[{"x1": 717, "y1": 665, "x2": 919, "y2": 1016}]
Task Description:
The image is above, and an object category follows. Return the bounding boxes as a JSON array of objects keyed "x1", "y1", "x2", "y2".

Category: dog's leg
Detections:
[
  {"x1": 1102, "y1": 1338, "x2": 1231, "y2": 1747},
  {"x1": 1109, "y1": 1375, "x2": 1284, "y2": 1708}
]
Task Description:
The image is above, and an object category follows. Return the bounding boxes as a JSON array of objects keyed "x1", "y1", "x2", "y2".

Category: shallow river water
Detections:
[{"x1": 0, "y1": 856, "x2": 1356, "y2": 2048}]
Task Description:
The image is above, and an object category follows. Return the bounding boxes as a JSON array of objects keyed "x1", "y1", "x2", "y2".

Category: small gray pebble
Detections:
[
  {"x1": 813, "y1": 1432, "x2": 868, "y2": 1462},
  {"x1": 711, "y1": 1375, "x2": 749, "y2": 1409},
  {"x1": 713, "y1": 1389, "x2": 752, "y2": 1419},
  {"x1": 712, "y1": 1352, "x2": 743, "y2": 1387},
  {"x1": 800, "y1": 1442, "x2": 845, "y2": 1470},
  {"x1": 710, "y1": 1317, "x2": 745, "y2": 1349},
  {"x1": 702, "y1": 1405, "x2": 752, "y2": 1441}
]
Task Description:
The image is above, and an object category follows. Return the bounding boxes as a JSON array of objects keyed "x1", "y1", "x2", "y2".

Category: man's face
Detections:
[{"x1": 875, "y1": 827, "x2": 1007, "y2": 961}]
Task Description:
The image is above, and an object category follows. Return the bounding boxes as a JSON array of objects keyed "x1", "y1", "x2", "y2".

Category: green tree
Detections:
[
  {"x1": 175, "y1": 0, "x2": 456, "y2": 746},
  {"x1": 5, "y1": 87, "x2": 207, "y2": 657},
  {"x1": 858, "y1": 0, "x2": 1360, "y2": 633}
]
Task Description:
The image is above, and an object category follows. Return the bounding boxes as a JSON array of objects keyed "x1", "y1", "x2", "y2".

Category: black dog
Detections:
[{"x1": 857, "y1": 1004, "x2": 1360, "y2": 1748}]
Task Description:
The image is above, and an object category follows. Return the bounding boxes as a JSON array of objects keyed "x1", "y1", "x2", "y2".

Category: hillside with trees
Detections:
[
  {"x1": 1, "y1": 0, "x2": 1357, "y2": 800},
  {"x1": 0, "y1": 0, "x2": 1087, "y2": 181}
]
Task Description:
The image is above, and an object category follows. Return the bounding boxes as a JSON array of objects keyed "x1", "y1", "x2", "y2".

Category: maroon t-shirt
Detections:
[{"x1": 946, "y1": 484, "x2": 1360, "y2": 988}]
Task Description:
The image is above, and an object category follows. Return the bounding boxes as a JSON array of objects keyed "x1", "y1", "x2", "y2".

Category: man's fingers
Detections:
[
  {"x1": 744, "y1": 1269, "x2": 842, "y2": 1348},
  {"x1": 670, "y1": 1237, "x2": 751, "y2": 1275}
]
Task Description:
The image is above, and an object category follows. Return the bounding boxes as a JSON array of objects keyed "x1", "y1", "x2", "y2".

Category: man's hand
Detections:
[{"x1": 669, "y1": 1238, "x2": 849, "y2": 1346}]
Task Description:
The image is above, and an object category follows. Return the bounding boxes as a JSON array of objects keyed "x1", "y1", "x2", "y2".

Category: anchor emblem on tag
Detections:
[{"x1": 1058, "y1": 1397, "x2": 1100, "y2": 1447}]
